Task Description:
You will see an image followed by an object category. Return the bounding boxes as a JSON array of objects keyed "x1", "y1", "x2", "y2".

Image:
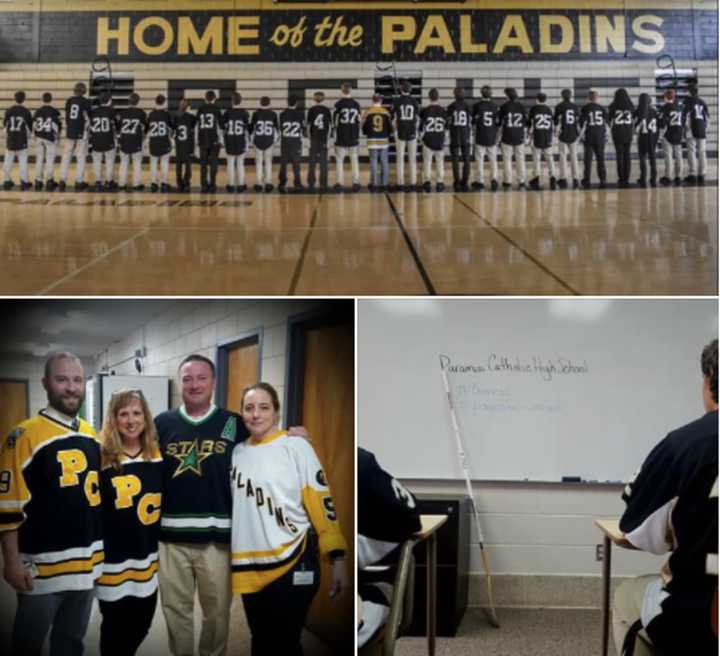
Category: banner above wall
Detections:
[{"x1": 0, "y1": 8, "x2": 716, "y2": 62}]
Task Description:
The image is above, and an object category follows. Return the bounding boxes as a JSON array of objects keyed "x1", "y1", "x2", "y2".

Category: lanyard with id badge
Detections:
[{"x1": 293, "y1": 532, "x2": 317, "y2": 586}]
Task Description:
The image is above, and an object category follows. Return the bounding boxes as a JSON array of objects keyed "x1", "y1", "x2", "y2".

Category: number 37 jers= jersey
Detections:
[
  {"x1": 230, "y1": 432, "x2": 347, "y2": 594},
  {"x1": 0, "y1": 412, "x2": 104, "y2": 595}
]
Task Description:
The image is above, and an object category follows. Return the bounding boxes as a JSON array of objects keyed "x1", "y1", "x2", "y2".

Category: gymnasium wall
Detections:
[{"x1": 0, "y1": 1, "x2": 717, "y2": 158}]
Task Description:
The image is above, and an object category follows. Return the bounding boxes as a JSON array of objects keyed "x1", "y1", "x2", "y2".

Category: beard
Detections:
[{"x1": 47, "y1": 388, "x2": 85, "y2": 417}]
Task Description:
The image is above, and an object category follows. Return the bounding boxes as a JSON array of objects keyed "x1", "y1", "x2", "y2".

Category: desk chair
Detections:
[{"x1": 359, "y1": 538, "x2": 416, "y2": 656}]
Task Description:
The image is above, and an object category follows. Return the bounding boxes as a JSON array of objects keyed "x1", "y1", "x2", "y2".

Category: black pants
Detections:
[
  {"x1": 613, "y1": 139, "x2": 632, "y2": 185},
  {"x1": 307, "y1": 140, "x2": 328, "y2": 188},
  {"x1": 242, "y1": 542, "x2": 320, "y2": 656},
  {"x1": 175, "y1": 158, "x2": 191, "y2": 189},
  {"x1": 99, "y1": 591, "x2": 157, "y2": 656},
  {"x1": 279, "y1": 147, "x2": 302, "y2": 187},
  {"x1": 199, "y1": 143, "x2": 220, "y2": 189},
  {"x1": 638, "y1": 140, "x2": 657, "y2": 183},
  {"x1": 583, "y1": 141, "x2": 606, "y2": 183},
  {"x1": 450, "y1": 143, "x2": 471, "y2": 185}
]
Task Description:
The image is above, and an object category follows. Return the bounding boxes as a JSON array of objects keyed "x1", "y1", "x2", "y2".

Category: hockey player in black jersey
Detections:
[
  {"x1": 447, "y1": 87, "x2": 472, "y2": 191},
  {"x1": 528, "y1": 93, "x2": 556, "y2": 191},
  {"x1": 608, "y1": 88, "x2": 635, "y2": 188},
  {"x1": 223, "y1": 92, "x2": 250, "y2": 192},
  {"x1": 251, "y1": 96, "x2": 278, "y2": 193},
  {"x1": 472, "y1": 85, "x2": 500, "y2": 191},
  {"x1": 197, "y1": 90, "x2": 224, "y2": 193},
  {"x1": 32, "y1": 92, "x2": 62, "y2": 190},
  {"x1": 333, "y1": 82, "x2": 362, "y2": 192},
  {"x1": 174, "y1": 99, "x2": 196, "y2": 193},
  {"x1": 579, "y1": 89, "x2": 608, "y2": 189},
  {"x1": 392, "y1": 80, "x2": 420, "y2": 191},
  {"x1": 419, "y1": 88, "x2": 447, "y2": 192},
  {"x1": 634, "y1": 93, "x2": 660, "y2": 187},
  {"x1": 278, "y1": 95, "x2": 305, "y2": 193},
  {"x1": 148, "y1": 94, "x2": 174, "y2": 192},
  {"x1": 2, "y1": 90, "x2": 32, "y2": 190},
  {"x1": 658, "y1": 89, "x2": 685, "y2": 186},
  {"x1": 306, "y1": 91, "x2": 332, "y2": 192},
  {"x1": 498, "y1": 87, "x2": 528, "y2": 190},
  {"x1": 614, "y1": 339, "x2": 717, "y2": 656},
  {"x1": 554, "y1": 88, "x2": 581, "y2": 189},
  {"x1": 59, "y1": 82, "x2": 92, "y2": 191},
  {"x1": 117, "y1": 92, "x2": 147, "y2": 192},
  {"x1": 683, "y1": 84, "x2": 710, "y2": 185},
  {"x1": 89, "y1": 94, "x2": 117, "y2": 191}
]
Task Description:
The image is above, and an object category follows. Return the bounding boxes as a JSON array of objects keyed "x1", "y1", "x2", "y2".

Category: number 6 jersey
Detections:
[
  {"x1": 230, "y1": 431, "x2": 347, "y2": 594},
  {"x1": 0, "y1": 410, "x2": 103, "y2": 594}
]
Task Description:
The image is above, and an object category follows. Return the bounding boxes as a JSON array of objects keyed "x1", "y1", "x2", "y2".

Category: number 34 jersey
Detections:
[
  {"x1": 230, "y1": 431, "x2": 347, "y2": 594},
  {"x1": 0, "y1": 411, "x2": 103, "y2": 595}
]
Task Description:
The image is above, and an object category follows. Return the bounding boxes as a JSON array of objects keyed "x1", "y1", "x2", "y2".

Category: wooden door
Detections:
[
  {"x1": 0, "y1": 380, "x2": 29, "y2": 443},
  {"x1": 225, "y1": 339, "x2": 259, "y2": 415}
]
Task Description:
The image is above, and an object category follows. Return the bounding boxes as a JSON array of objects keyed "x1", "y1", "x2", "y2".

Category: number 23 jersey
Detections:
[{"x1": 230, "y1": 431, "x2": 347, "y2": 593}]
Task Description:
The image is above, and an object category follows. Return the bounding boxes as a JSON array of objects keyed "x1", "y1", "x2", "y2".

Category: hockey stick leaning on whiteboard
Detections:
[{"x1": 439, "y1": 355, "x2": 500, "y2": 628}]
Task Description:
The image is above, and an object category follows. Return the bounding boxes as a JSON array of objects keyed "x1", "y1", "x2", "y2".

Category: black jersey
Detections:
[
  {"x1": 117, "y1": 107, "x2": 147, "y2": 154},
  {"x1": 307, "y1": 104, "x2": 332, "y2": 144},
  {"x1": 196, "y1": 102, "x2": 223, "y2": 148},
  {"x1": 472, "y1": 100, "x2": 500, "y2": 147},
  {"x1": 222, "y1": 107, "x2": 250, "y2": 156},
  {"x1": 529, "y1": 105, "x2": 554, "y2": 149},
  {"x1": 65, "y1": 96, "x2": 92, "y2": 140},
  {"x1": 579, "y1": 102, "x2": 608, "y2": 144},
  {"x1": 4, "y1": 105, "x2": 32, "y2": 151},
  {"x1": 635, "y1": 107, "x2": 660, "y2": 148},
  {"x1": 155, "y1": 406, "x2": 248, "y2": 545},
  {"x1": 147, "y1": 109, "x2": 173, "y2": 157},
  {"x1": 174, "y1": 111, "x2": 196, "y2": 161},
  {"x1": 554, "y1": 100, "x2": 581, "y2": 143},
  {"x1": 419, "y1": 104, "x2": 447, "y2": 151},
  {"x1": 684, "y1": 97, "x2": 710, "y2": 139},
  {"x1": 333, "y1": 96, "x2": 362, "y2": 147},
  {"x1": 251, "y1": 108, "x2": 278, "y2": 151},
  {"x1": 279, "y1": 107, "x2": 305, "y2": 152},
  {"x1": 33, "y1": 105, "x2": 62, "y2": 143},
  {"x1": 446, "y1": 100, "x2": 472, "y2": 146},
  {"x1": 608, "y1": 102, "x2": 635, "y2": 144},
  {"x1": 659, "y1": 101, "x2": 685, "y2": 145},
  {"x1": 498, "y1": 100, "x2": 528, "y2": 146},
  {"x1": 362, "y1": 106, "x2": 392, "y2": 147},
  {"x1": 89, "y1": 105, "x2": 117, "y2": 153},
  {"x1": 392, "y1": 94, "x2": 420, "y2": 141}
]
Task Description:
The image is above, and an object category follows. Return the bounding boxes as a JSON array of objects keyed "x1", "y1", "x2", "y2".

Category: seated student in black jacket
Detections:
[
  {"x1": 358, "y1": 448, "x2": 422, "y2": 648},
  {"x1": 614, "y1": 339, "x2": 718, "y2": 656}
]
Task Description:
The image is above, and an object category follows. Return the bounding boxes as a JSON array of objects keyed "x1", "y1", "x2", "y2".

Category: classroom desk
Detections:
[
  {"x1": 417, "y1": 514, "x2": 448, "y2": 656},
  {"x1": 595, "y1": 518, "x2": 637, "y2": 656}
]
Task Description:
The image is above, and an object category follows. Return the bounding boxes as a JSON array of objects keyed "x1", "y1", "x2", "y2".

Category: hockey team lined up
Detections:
[{"x1": 1, "y1": 79, "x2": 710, "y2": 193}]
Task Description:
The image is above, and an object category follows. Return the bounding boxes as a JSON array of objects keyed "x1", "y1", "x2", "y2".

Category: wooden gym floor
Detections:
[{"x1": 0, "y1": 176, "x2": 715, "y2": 296}]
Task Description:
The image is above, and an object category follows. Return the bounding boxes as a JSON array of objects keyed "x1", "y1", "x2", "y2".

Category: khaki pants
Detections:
[
  {"x1": 475, "y1": 144, "x2": 498, "y2": 185},
  {"x1": 612, "y1": 575, "x2": 658, "y2": 656},
  {"x1": 687, "y1": 136, "x2": 707, "y2": 176},
  {"x1": 422, "y1": 145, "x2": 444, "y2": 184},
  {"x1": 34, "y1": 140, "x2": 57, "y2": 182},
  {"x1": 502, "y1": 143, "x2": 526, "y2": 185},
  {"x1": 158, "y1": 542, "x2": 232, "y2": 656},
  {"x1": 335, "y1": 145, "x2": 360, "y2": 186},
  {"x1": 558, "y1": 141, "x2": 580, "y2": 180},
  {"x1": 395, "y1": 138, "x2": 417, "y2": 186},
  {"x1": 663, "y1": 139, "x2": 683, "y2": 179},
  {"x1": 59, "y1": 138, "x2": 87, "y2": 183},
  {"x1": 254, "y1": 147, "x2": 273, "y2": 186}
]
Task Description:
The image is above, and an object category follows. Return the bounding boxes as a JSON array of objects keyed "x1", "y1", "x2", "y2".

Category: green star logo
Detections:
[{"x1": 170, "y1": 439, "x2": 212, "y2": 478}]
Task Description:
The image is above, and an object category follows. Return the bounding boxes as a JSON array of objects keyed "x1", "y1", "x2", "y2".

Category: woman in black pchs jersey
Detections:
[
  {"x1": 608, "y1": 88, "x2": 635, "y2": 188},
  {"x1": 97, "y1": 389, "x2": 163, "y2": 656}
]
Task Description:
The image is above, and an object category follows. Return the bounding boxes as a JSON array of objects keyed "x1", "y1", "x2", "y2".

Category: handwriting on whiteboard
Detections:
[{"x1": 439, "y1": 353, "x2": 589, "y2": 382}]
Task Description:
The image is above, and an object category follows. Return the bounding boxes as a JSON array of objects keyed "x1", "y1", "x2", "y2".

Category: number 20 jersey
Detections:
[
  {"x1": 0, "y1": 411, "x2": 103, "y2": 595},
  {"x1": 230, "y1": 431, "x2": 347, "y2": 593}
]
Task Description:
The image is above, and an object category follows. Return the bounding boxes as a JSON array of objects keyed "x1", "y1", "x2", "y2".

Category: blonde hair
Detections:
[{"x1": 100, "y1": 389, "x2": 158, "y2": 470}]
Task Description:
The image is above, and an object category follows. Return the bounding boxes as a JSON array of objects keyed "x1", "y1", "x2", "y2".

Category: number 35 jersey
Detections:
[
  {"x1": 0, "y1": 411, "x2": 103, "y2": 595},
  {"x1": 230, "y1": 431, "x2": 347, "y2": 593}
]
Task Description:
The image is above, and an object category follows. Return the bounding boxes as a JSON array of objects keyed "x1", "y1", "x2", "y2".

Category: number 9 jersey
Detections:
[{"x1": 230, "y1": 432, "x2": 347, "y2": 594}]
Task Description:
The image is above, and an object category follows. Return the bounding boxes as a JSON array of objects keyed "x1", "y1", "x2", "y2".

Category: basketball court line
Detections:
[
  {"x1": 288, "y1": 195, "x2": 324, "y2": 294},
  {"x1": 452, "y1": 195, "x2": 581, "y2": 295},
  {"x1": 384, "y1": 192, "x2": 437, "y2": 295}
]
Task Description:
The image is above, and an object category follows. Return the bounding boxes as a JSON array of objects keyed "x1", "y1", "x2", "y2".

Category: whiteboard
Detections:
[
  {"x1": 359, "y1": 299, "x2": 717, "y2": 482},
  {"x1": 97, "y1": 375, "x2": 171, "y2": 428}
]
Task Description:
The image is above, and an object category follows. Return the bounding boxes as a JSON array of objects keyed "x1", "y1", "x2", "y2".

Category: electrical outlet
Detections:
[{"x1": 596, "y1": 544, "x2": 604, "y2": 561}]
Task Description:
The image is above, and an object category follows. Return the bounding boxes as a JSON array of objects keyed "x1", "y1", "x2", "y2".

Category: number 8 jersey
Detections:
[
  {"x1": 230, "y1": 431, "x2": 347, "y2": 593},
  {"x1": 0, "y1": 410, "x2": 103, "y2": 595}
]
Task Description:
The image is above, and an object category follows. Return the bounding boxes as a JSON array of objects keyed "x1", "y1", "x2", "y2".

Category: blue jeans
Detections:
[
  {"x1": 369, "y1": 148, "x2": 389, "y2": 187},
  {"x1": 12, "y1": 589, "x2": 95, "y2": 656}
]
